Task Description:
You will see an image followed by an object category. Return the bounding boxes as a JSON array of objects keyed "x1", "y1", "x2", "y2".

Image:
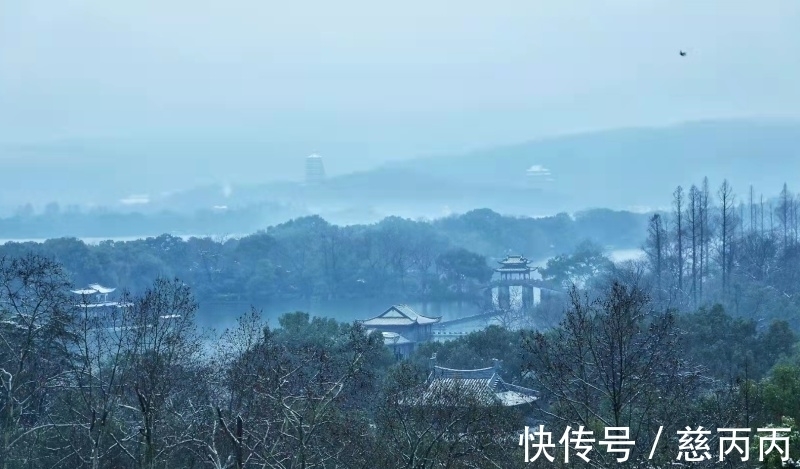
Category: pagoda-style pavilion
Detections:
[
  {"x1": 495, "y1": 255, "x2": 532, "y2": 281},
  {"x1": 71, "y1": 284, "x2": 118, "y2": 306},
  {"x1": 360, "y1": 305, "x2": 441, "y2": 357},
  {"x1": 492, "y1": 255, "x2": 538, "y2": 310}
]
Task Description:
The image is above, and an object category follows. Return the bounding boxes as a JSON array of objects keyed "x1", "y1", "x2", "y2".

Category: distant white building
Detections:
[
  {"x1": 72, "y1": 283, "x2": 117, "y2": 305},
  {"x1": 305, "y1": 154, "x2": 326, "y2": 184},
  {"x1": 526, "y1": 164, "x2": 553, "y2": 188}
]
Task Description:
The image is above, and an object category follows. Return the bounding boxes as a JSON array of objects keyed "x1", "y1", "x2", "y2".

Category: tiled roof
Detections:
[
  {"x1": 434, "y1": 366, "x2": 495, "y2": 380},
  {"x1": 411, "y1": 364, "x2": 538, "y2": 407},
  {"x1": 497, "y1": 255, "x2": 530, "y2": 266},
  {"x1": 361, "y1": 304, "x2": 441, "y2": 326}
]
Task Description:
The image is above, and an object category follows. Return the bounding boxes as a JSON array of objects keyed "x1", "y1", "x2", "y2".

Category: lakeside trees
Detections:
[
  {"x1": 644, "y1": 179, "x2": 800, "y2": 326},
  {"x1": 1, "y1": 245, "x2": 800, "y2": 468},
  {"x1": 4, "y1": 178, "x2": 800, "y2": 467},
  {"x1": 0, "y1": 209, "x2": 647, "y2": 305}
]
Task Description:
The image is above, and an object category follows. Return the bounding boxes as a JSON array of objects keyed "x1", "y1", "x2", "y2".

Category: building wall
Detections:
[{"x1": 492, "y1": 285, "x2": 541, "y2": 310}]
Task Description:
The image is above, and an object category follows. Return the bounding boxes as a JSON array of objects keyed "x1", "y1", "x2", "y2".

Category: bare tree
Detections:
[
  {"x1": 208, "y1": 312, "x2": 388, "y2": 469},
  {"x1": 688, "y1": 186, "x2": 700, "y2": 308},
  {"x1": 0, "y1": 254, "x2": 73, "y2": 469},
  {"x1": 54, "y1": 291, "x2": 137, "y2": 469},
  {"x1": 749, "y1": 185, "x2": 756, "y2": 234},
  {"x1": 777, "y1": 183, "x2": 792, "y2": 250},
  {"x1": 521, "y1": 281, "x2": 700, "y2": 467},
  {"x1": 644, "y1": 214, "x2": 666, "y2": 305},
  {"x1": 114, "y1": 278, "x2": 206, "y2": 469},
  {"x1": 699, "y1": 177, "x2": 711, "y2": 302},
  {"x1": 717, "y1": 180, "x2": 736, "y2": 300},
  {"x1": 195, "y1": 308, "x2": 268, "y2": 469},
  {"x1": 376, "y1": 363, "x2": 525, "y2": 469},
  {"x1": 672, "y1": 186, "x2": 685, "y2": 305}
]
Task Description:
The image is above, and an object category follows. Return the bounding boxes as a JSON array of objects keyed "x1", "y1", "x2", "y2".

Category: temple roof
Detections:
[
  {"x1": 361, "y1": 304, "x2": 441, "y2": 327},
  {"x1": 411, "y1": 359, "x2": 538, "y2": 407},
  {"x1": 497, "y1": 255, "x2": 530, "y2": 266}
]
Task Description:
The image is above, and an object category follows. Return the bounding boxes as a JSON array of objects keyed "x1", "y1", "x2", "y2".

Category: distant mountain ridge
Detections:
[
  {"x1": 379, "y1": 118, "x2": 800, "y2": 213},
  {"x1": 117, "y1": 118, "x2": 800, "y2": 219},
  {"x1": 2, "y1": 118, "x2": 798, "y2": 219}
]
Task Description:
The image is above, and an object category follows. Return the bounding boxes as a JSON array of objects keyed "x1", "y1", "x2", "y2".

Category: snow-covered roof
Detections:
[
  {"x1": 406, "y1": 359, "x2": 538, "y2": 407},
  {"x1": 77, "y1": 302, "x2": 132, "y2": 308},
  {"x1": 71, "y1": 284, "x2": 116, "y2": 295},
  {"x1": 360, "y1": 304, "x2": 441, "y2": 327},
  {"x1": 497, "y1": 255, "x2": 530, "y2": 266}
]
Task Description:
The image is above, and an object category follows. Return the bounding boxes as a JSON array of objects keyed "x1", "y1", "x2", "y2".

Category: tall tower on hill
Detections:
[{"x1": 305, "y1": 154, "x2": 326, "y2": 184}]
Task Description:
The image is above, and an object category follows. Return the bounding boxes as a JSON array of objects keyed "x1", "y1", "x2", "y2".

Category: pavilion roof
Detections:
[
  {"x1": 497, "y1": 255, "x2": 530, "y2": 265},
  {"x1": 360, "y1": 304, "x2": 441, "y2": 327},
  {"x1": 72, "y1": 284, "x2": 116, "y2": 295}
]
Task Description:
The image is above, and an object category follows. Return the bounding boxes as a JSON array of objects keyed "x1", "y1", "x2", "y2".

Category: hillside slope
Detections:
[{"x1": 385, "y1": 119, "x2": 800, "y2": 212}]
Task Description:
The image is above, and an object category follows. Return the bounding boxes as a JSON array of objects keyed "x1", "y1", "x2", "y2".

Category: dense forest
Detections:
[
  {"x1": 3, "y1": 179, "x2": 800, "y2": 468},
  {"x1": 0, "y1": 208, "x2": 647, "y2": 304},
  {"x1": 2, "y1": 254, "x2": 800, "y2": 468}
]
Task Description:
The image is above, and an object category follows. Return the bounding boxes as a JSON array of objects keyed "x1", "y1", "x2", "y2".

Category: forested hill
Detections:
[
  {"x1": 0, "y1": 208, "x2": 648, "y2": 303},
  {"x1": 386, "y1": 119, "x2": 800, "y2": 212}
]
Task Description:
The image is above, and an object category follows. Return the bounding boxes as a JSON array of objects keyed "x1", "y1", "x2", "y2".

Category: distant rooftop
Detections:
[
  {"x1": 498, "y1": 255, "x2": 530, "y2": 266},
  {"x1": 410, "y1": 357, "x2": 538, "y2": 407},
  {"x1": 71, "y1": 284, "x2": 116, "y2": 295},
  {"x1": 526, "y1": 165, "x2": 551, "y2": 176},
  {"x1": 360, "y1": 304, "x2": 441, "y2": 327},
  {"x1": 495, "y1": 255, "x2": 532, "y2": 274}
]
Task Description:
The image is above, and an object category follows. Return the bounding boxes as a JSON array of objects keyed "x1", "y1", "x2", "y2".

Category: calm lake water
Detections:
[
  {"x1": 0, "y1": 233, "x2": 645, "y2": 337},
  {"x1": 196, "y1": 297, "x2": 482, "y2": 336},
  {"x1": 194, "y1": 246, "x2": 648, "y2": 337}
]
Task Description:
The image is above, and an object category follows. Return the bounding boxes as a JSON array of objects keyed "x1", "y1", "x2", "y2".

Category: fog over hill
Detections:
[
  {"x1": 153, "y1": 118, "x2": 800, "y2": 219},
  {"x1": 2, "y1": 119, "x2": 799, "y2": 224},
  {"x1": 384, "y1": 118, "x2": 800, "y2": 213}
]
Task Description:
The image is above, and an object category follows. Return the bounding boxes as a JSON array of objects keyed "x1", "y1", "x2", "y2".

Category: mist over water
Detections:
[{"x1": 196, "y1": 298, "x2": 481, "y2": 336}]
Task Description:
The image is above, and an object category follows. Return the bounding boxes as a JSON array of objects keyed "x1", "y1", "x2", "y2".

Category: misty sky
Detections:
[{"x1": 2, "y1": 0, "x2": 800, "y2": 177}]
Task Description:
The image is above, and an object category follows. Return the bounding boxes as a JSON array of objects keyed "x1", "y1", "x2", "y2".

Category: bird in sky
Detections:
[{"x1": 679, "y1": 50, "x2": 687, "y2": 57}]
